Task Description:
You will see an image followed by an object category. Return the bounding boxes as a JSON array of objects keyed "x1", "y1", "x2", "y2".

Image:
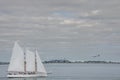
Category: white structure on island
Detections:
[{"x1": 7, "y1": 41, "x2": 47, "y2": 78}]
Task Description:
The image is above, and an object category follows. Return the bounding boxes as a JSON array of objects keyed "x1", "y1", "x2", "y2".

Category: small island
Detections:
[
  {"x1": 1, "y1": 59, "x2": 120, "y2": 65},
  {"x1": 43, "y1": 59, "x2": 120, "y2": 64},
  {"x1": 0, "y1": 62, "x2": 9, "y2": 65}
]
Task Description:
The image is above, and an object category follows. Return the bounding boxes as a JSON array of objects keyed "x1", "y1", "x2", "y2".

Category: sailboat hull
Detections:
[{"x1": 7, "y1": 74, "x2": 47, "y2": 78}]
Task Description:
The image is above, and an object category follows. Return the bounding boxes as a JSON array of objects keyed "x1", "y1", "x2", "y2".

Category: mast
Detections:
[
  {"x1": 35, "y1": 49, "x2": 37, "y2": 73},
  {"x1": 24, "y1": 48, "x2": 26, "y2": 73}
]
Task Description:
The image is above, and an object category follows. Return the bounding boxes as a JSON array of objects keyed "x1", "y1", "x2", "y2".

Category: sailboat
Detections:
[{"x1": 7, "y1": 41, "x2": 47, "y2": 77}]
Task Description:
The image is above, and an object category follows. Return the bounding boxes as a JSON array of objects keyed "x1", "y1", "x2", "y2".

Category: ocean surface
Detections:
[{"x1": 0, "y1": 63, "x2": 120, "y2": 80}]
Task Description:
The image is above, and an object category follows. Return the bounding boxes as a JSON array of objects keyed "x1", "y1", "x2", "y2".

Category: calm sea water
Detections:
[{"x1": 0, "y1": 63, "x2": 120, "y2": 80}]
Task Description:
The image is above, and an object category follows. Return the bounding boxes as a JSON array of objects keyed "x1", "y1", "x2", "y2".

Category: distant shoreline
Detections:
[
  {"x1": 0, "y1": 62, "x2": 9, "y2": 65},
  {"x1": 43, "y1": 60, "x2": 120, "y2": 64},
  {"x1": 1, "y1": 59, "x2": 120, "y2": 65}
]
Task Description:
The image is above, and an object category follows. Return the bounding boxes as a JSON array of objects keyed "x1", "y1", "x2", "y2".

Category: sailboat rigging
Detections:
[{"x1": 7, "y1": 41, "x2": 47, "y2": 77}]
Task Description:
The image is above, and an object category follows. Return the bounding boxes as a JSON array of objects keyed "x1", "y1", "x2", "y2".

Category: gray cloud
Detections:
[{"x1": 0, "y1": 0, "x2": 120, "y2": 61}]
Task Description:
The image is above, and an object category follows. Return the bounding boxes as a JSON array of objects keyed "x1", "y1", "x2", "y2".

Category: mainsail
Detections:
[
  {"x1": 8, "y1": 41, "x2": 24, "y2": 72},
  {"x1": 26, "y1": 49, "x2": 35, "y2": 72}
]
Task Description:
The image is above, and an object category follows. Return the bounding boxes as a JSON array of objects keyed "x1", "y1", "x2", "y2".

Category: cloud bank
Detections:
[{"x1": 0, "y1": 0, "x2": 120, "y2": 61}]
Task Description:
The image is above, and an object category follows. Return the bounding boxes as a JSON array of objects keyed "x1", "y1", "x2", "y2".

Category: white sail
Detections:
[
  {"x1": 26, "y1": 49, "x2": 35, "y2": 72},
  {"x1": 8, "y1": 41, "x2": 24, "y2": 72},
  {"x1": 7, "y1": 41, "x2": 47, "y2": 77},
  {"x1": 36, "y1": 50, "x2": 47, "y2": 76}
]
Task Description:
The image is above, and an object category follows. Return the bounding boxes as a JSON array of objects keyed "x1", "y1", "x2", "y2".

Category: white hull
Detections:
[{"x1": 7, "y1": 74, "x2": 47, "y2": 78}]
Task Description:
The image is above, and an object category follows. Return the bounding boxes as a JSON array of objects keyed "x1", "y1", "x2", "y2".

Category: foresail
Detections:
[
  {"x1": 26, "y1": 50, "x2": 35, "y2": 72},
  {"x1": 8, "y1": 41, "x2": 24, "y2": 72},
  {"x1": 36, "y1": 51, "x2": 47, "y2": 75}
]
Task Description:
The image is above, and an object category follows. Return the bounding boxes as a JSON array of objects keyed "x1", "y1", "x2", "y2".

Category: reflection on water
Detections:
[{"x1": 8, "y1": 77, "x2": 46, "y2": 80}]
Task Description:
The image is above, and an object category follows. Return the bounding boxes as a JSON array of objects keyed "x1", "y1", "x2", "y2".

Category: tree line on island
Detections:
[
  {"x1": 43, "y1": 59, "x2": 120, "y2": 64},
  {"x1": 1, "y1": 59, "x2": 120, "y2": 65},
  {"x1": 0, "y1": 62, "x2": 9, "y2": 65}
]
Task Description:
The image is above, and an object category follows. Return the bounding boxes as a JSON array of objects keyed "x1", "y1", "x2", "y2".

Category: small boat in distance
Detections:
[{"x1": 7, "y1": 41, "x2": 47, "y2": 78}]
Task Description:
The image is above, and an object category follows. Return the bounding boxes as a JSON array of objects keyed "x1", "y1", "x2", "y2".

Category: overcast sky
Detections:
[{"x1": 0, "y1": 0, "x2": 120, "y2": 62}]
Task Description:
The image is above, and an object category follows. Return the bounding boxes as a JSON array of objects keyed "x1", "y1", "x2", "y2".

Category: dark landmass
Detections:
[
  {"x1": 1, "y1": 59, "x2": 120, "y2": 65},
  {"x1": 0, "y1": 62, "x2": 9, "y2": 65},
  {"x1": 43, "y1": 59, "x2": 120, "y2": 64},
  {"x1": 43, "y1": 59, "x2": 71, "y2": 63}
]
